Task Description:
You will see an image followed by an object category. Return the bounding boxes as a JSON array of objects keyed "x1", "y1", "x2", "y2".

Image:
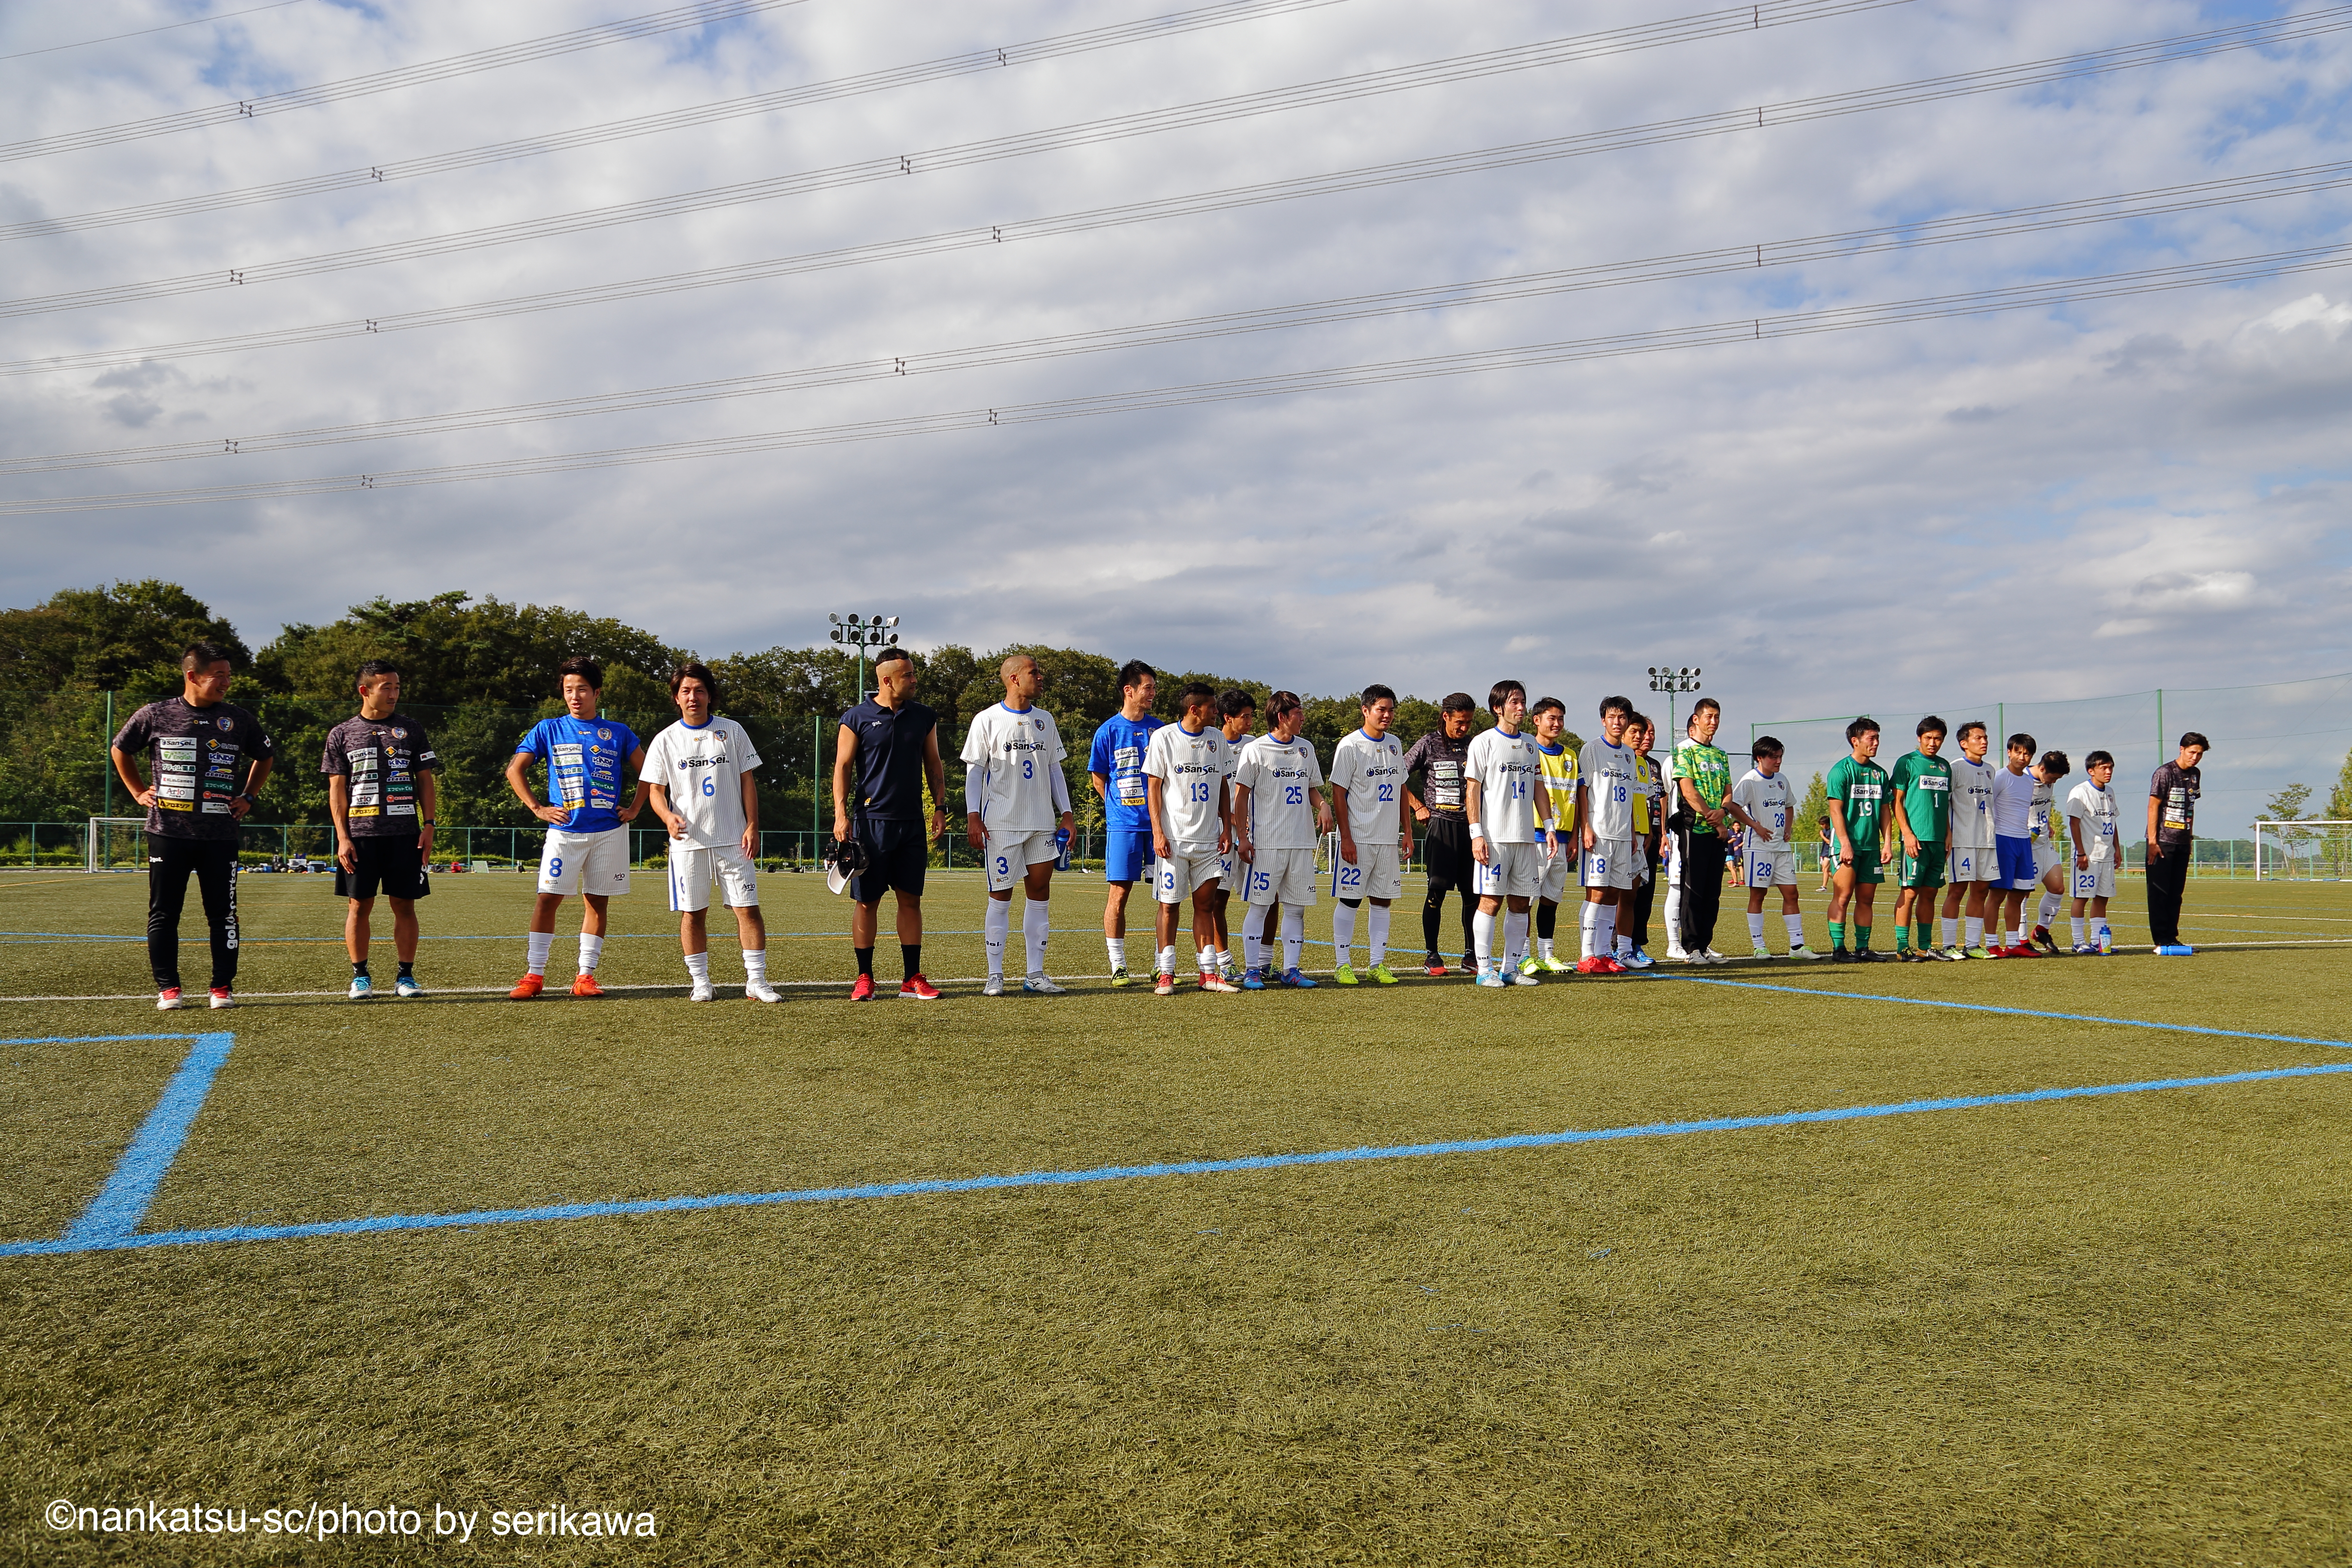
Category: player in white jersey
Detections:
[
  {"x1": 643, "y1": 662, "x2": 778, "y2": 1002},
  {"x1": 960, "y1": 654, "x2": 1075, "y2": 995},
  {"x1": 2025, "y1": 749, "x2": 2073, "y2": 954},
  {"x1": 1231, "y1": 690, "x2": 1331, "y2": 989},
  {"x1": 2064, "y1": 751, "x2": 2120, "y2": 954},
  {"x1": 1986, "y1": 733, "x2": 2041, "y2": 957},
  {"x1": 1464, "y1": 679, "x2": 1557, "y2": 987},
  {"x1": 1206, "y1": 690, "x2": 1256, "y2": 983},
  {"x1": 1574, "y1": 695, "x2": 1641, "y2": 974},
  {"x1": 1728, "y1": 735, "x2": 1823, "y2": 959},
  {"x1": 1939, "y1": 720, "x2": 2000, "y2": 956},
  {"x1": 1326, "y1": 684, "x2": 1411, "y2": 986},
  {"x1": 1142, "y1": 682, "x2": 1238, "y2": 995}
]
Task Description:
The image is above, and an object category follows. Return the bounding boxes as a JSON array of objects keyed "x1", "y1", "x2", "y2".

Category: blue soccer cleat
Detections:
[
  {"x1": 1280, "y1": 967, "x2": 1317, "y2": 988},
  {"x1": 1240, "y1": 967, "x2": 1267, "y2": 990}
]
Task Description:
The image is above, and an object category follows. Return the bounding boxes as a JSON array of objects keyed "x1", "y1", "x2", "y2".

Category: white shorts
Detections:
[
  {"x1": 1580, "y1": 836, "x2": 1636, "y2": 891},
  {"x1": 2072, "y1": 859, "x2": 2116, "y2": 901},
  {"x1": 539, "y1": 827, "x2": 631, "y2": 897},
  {"x1": 1243, "y1": 845, "x2": 1318, "y2": 906},
  {"x1": 1219, "y1": 849, "x2": 1240, "y2": 890},
  {"x1": 1471, "y1": 839, "x2": 1544, "y2": 899},
  {"x1": 2033, "y1": 839, "x2": 2064, "y2": 881},
  {"x1": 1331, "y1": 841, "x2": 1403, "y2": 902},
  {"x1": 668, "y1": 842, "x2": 759, "y2": 912},
  {"x1": 1948, "y1": 845, "x2": 1999, "y2": 883},
  {"x1": 984, "y1": 830, "x2": 1060, "y2": 892},
  {"x1": 1744, "y1": 845, "x2": 1798, "y2": 887},
  {"x1": 1154, "y1": 848, "x2": 1224, "y2": 904},
  {"x1": 1539, "y1": 848, "x2": 1573, "y2": 902}
]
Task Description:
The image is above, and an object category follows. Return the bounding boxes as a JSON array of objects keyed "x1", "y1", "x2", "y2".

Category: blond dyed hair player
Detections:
[{"x1": 962, "y1": 654, "x2": 1075, "y2": 995}]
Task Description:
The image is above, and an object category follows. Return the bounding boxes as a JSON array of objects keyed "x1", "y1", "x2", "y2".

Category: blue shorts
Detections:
[
  {"x1": 1995, "y1": 835, "x2": 2037, "y2": 890},
  {"x1": 1103, "y1": 828, "x2": 1155, "y2": 884}
]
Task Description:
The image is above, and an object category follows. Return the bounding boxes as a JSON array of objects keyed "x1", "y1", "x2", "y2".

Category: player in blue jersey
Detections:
[
  {"x1": 1088, "y1": 660, "x2": 1163, "y2": 986},
  {"x1": 504, "y1": 657, "x2": 649, "y2": 998}
]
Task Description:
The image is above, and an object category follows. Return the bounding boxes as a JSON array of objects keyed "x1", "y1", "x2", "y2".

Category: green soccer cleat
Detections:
[
  {"x1": 1109, "y1": 967, "x2": 1134, "y2": 988},
  {"x1": 1962, "y1": 944, "x2": 1992, "y2": 959},
  {"x1": 1517, "y1": 952, "x2": 1539, "y2": 977},
  {"x1": 1333, "y1": 964, "x2": 1358, "y2": 986},
  {"x1": 1368, "y1": 963, "x2": 1400, "y2": 985},
  {"x1": 1537, "y1": 950, "x2": 1573, "y2": 973}
]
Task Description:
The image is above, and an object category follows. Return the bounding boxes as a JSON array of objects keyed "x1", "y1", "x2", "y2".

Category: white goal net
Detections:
[
  {"x1": 2252, "y1": 820, "x2": 2352, "y2": 881},
  {"x1": 86, "y1": 817, "x2": 148, "y2": 873}
]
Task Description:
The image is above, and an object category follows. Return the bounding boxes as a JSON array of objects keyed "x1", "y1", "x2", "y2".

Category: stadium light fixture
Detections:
[
  {"x1": 829, "y1": 610, "x2": 903, "y2": 702},
  {"x1": 1647, "y1": 665, "x2": 1702, "y2": 739}
]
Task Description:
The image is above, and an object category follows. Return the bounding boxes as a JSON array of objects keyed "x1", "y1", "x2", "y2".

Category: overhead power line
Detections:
[
  {"x1": 0, "y1": 0, "x2": 308, "y2": 65},
  {"x1": 5, "y1": 6, "x2": 2344, "y2": 380},
  {"x1": 3, "y1": 242, "x2": 2344, "y2": 515},
  {"x1": 2, "y1": 3, "x2": 2340, "y2": 332},
  {"x1": 0, "y1": 0, "x2": 1355, "y2": 240},
  {"x1": 0, "y1": 0, "x2": 1920, "y2": 312},
  {"x1": 9, "y1": 161, "x2": 2347, "y2": 475},
  {"x1": 0, "y1": 0, "x2": 810, "y2": 162}
]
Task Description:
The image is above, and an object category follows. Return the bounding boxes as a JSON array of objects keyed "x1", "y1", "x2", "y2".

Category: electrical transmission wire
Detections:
[
  {"x1": 0, "y1": 0, "x2": 811, "y2": 162},
  {"x1": 0, "y1": 0, "x2": 309, "y2": 65},
  {"x1": 0, "y1": 0, "x2": 1356, "y2": 241},
  {"x1": 3, "y1": 242, "x2": 2343, "y2": 515},
  {"x1": 8, "y1": 160, "x2": 2347, "y2": 475},
  {"x1": 2, "y1": 3, "x2": 2340, "y2": 333}
]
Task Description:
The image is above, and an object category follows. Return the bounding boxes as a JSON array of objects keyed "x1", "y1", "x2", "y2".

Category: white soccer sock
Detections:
[
  {"x1": 2009, "y1": 928, "x2": 2024, "y2": 949},
  {"x1": 1106, "y1": 937, "x2": 1127, "y2": 971},
  {"x1": 1504, "y1": 910, "x2": 1528, "y2": 969},
  {"x1": 1472, "y1": 909, "x2": 1495, "y2": 965},
  {"x1": 1783, "y1": 912, "x2": 1806, "y2": 948},
  {"x1": 526, "y1": 931, "x2": 553, "y2": 976},
  {"x1": 744, "y1": 949, "x2": 767, "y2": 982},
  {"x1": 578, "y1": 934, "x2": 604, "y2": 975},
  {"x1": 1664, "y1": 893, "x2": 1684, "y2": 952},
  {"x1": 1580, "y1": 902, "x2": 1600, "y2": 960},
  {"x1": 1942, "y1": 917, "x2": 1959, "y2": 947},
  {"x1": 1281, "y1": 906, "x2": 1305, "y2": 973},
  {"x1": 984, "y1": 897, "x2": 1011, "y2": 978},
  {"x1": 1614, "y1": 923, "x2": 1634, "y2": 957},
  {"x1": 1243, "y1": 928, "x2": 1265, "y2": 974},
  {"x1": 1023, "y1": 898, "x2": 1050, "y2": 978},
  {"x1": 2037, "y1": 893, "x2": 2062, "y2": 928},
  {"x1": 1748, "y1": 912, "x2": 1767, "y2": 945},
  {"x1": 2070, "y1": 918, "x2": 2086, "y2": 946},
  {"x1": 1332, "y1": 902, "x2": 1358, "y2": 968},
  {"x1": 1207, "y1": 946, "x2": 1226, "y2": 973},
  {"x1": 684, "y1": 952, "x2": 710, "y2": 982},
  {"x1": 1595, "y1": 905, "x2": 1617, "y2": 957},
  {"x1": 1157, "y1": 945, "x2": 1176, "y2": 977},
  {"x1": 1966, "y1": 916, "x2": 1984, "y2": 948},
  {"x1": 1366, "y1": 905, "x2": 1390, "y2": 967}
]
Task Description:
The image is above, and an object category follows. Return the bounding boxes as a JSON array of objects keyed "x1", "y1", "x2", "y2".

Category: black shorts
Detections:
[
  {"x1": 1424, "y1": 815, "x2": 1474, "y2": 891},
  {"x1": 851, "y1": 818, "x2": 928, "y2": 902},
  {"x1": 336, "y1": 834, "x2": 429, "y2": 901}
]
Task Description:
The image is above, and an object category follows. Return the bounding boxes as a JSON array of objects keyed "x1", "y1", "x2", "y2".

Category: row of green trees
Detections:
[{"x1": 0, "y1": 582, "x2": 1569, "y2": 839}]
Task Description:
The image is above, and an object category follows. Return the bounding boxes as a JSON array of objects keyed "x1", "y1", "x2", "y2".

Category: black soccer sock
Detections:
[
  {"x1": 397, "y1": 961, "x2": 414, "y2": 978},
  {"x1": 1536, "y1": 902, "x2": 1556, "y2": 940},
  {"x1": 902, "y1": 943, "x2": 921, "y2": 980},
  {"x1": 1422, "y1": 891, "x2": 1446, "y2": 955},
  {"x1": 1460, "y1": 895, "x2": 1476, "y2": 961},
  {"x1": 855, "y1": 946, "x2": 875, "y2": 978},
  {"x1": 352, "y1": 961, "x2": 369, "y2": 979}
]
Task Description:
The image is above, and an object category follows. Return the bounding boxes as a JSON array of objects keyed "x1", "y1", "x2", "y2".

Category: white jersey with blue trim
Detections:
[
  {"x1": 1949, "y1": 755, "x2": 1998, "y2": 849},
  {"x1": 640, "y1": 717, "x2": 761, "y2": 848},
  {"x1": 1731, "y1": 768, "x2": 1794, "y2": 844},
  {"x1": 1143, "y1": 723, "x2": 1230, "y2": 854},
  {"x1": 959, "y1": 702, "x2": 1067, "y2": 833},
  {"x1": 1579, "y1": 737, "x2": 1640, "y2": 840},
  {"x1": 1234, "y1": 733, "x2": 1324, "y2": 849},
  {"x1": 1465, "y1": 726, "x2": 1546, "y2": 842},
  {"x1": 1328, "y1": 729, "x2": 1404, "y2": 842}
]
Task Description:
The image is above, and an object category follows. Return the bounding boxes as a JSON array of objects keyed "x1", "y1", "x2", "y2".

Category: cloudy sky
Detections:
[{"x1": 2, "y1": 0, "x2": 2347, "y2": 816}]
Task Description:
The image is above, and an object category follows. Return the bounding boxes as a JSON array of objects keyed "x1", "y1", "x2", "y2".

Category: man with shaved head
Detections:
[{"x1": 962, "y1": 654, "x2": 1077, "y2": 994}]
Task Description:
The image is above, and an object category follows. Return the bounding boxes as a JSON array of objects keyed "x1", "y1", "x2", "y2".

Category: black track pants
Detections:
[
  {"x1": 149, "y1": 837, "x2": 239, "y2": 991},
  {"x1": 2146, "y1": 845, "x2": 2190, "y2": 947},
  {"x1": 1675, "y1": 827, "x2": 1728, "y2": 953}
]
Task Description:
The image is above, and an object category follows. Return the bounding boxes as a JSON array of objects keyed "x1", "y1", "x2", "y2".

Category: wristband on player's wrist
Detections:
[{"x1": 1467, "y1": 823, "x2": 1485, "y2": 839}]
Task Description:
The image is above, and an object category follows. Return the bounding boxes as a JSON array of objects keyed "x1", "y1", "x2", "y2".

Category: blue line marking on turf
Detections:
[
  {"x1": 2, "y1": 1034, "x2": 193, "y2": 1046},
  {"x1": 1640, "y1": 973, "x2": 2352, "y2": 1050},
  {"x1": 54, "y1": 1032, "x2": 234, "y2": 1250},
  {"x1": 6, "y1": 1056, "x2": 2345, "y2": 1258}
]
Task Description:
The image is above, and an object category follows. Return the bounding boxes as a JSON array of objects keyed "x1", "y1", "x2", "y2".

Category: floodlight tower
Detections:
[
  {"x1": 1648, "y1": 665, "x2": 1701, "y2": 740},
  {"x1": 830, "y1": 612, "x2": 900, "y2": 704}
]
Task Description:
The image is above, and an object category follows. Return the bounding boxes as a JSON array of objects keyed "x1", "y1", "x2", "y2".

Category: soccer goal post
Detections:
[
  {"x1": 86, "y1": 817, "x2": 148, "y2": 873},
  {"x1": 2251, "y1": 820, "x2": 2352, "y2": 881}
]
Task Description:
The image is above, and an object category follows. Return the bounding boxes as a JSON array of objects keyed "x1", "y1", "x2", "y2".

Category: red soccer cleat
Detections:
[
  {"x1": 508, "y1": 974, "x2": 544, "y2": 1000},
  {"x1": 849, "y1": 973, "x2": 876, "y2": 1001},
  {"x1": 1424, "y1": 957, "x2": 1448, "y2": 977},
  {"x1": 1598, "y1": 956, "x2": 1630, "y2": 974},
  {"x1": 570, "y1": 973, "x2": 605, "y2": 998},
  {"x1": 898, "y1": 974, "x2": 940, "y2": 1000},
  {"x1": 2003, "y1": 944, "x2": 2039, "y2": 959},
  {"x1": 1574, "y1": 956, "x2": 1609, "y2": 975}
]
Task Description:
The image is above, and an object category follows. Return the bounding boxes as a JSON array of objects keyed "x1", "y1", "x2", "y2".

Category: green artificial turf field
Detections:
[{"x1": 3, "y1": 865, "x2": 2349, "y2": 1564}]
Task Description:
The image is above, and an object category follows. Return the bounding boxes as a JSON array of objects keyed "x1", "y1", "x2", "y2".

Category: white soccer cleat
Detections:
[
  {"x1": 1751, "y1": 944, "x2": 1772, "y2": 960},
  {"x1": 1475, "y1": 967, "x2": 1508, "y2": 988},
  {"x1": 1623, "y1": 949, "x2": 1656, "y2": 970},
  {"x1": 745, "y1": 980, "x2": 782, "y2": 1002},
  {"x1": 1699, "y1": 949, "x2": 1726, "y2": 965},
  {"x1": 156, "y1": 987, "x2": 184, "y2": 1011},
  {"x1": 688, "y1": 980, "x2": 715, "y2": 1002},
  {"x1": 208, "y1": 987, "x2": 234, "y2": 1010},
  {"x1": 983, "y1": 974, "x2": 1005, "y2": 996},
  {"x1": 347, "y1": 975, "x2": 373, "y2": 1001},
  {"x1": 1790, "y1": 945, "x2": 1826, "y2": 961},
  {"x1": 1023, "y1": 976, "x2": 1067, "y2": 995},
  {"x1": 1664, "y1": 946, "x2": 1690, "y2": 962},
  {"x1": 1507, "y1": 968, "x2": 1540, "y2": 986}
]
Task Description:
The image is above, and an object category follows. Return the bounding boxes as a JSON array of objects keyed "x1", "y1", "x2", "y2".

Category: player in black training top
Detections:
[
  {"x1": 833, "y1": 646, "x2": 948, "y2": 1000},
  {"x1": 1401, "y1": 693, "x2": 1478, "y2": 975},
  {"x1": 110, "y1": 641, "x2": 275, "y2": 1010},
  {"x1": 323, "y1": 659, "x2": 440, "y2": 1000}
]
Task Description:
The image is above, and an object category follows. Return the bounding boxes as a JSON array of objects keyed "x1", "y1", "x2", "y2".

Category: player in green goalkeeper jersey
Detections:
[{"x1": 1887, "y1": 716, "x2": 1953, "y2": 961}]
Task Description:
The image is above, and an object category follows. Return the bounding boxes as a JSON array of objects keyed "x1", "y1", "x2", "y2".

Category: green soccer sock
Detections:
[
  {"x1": 1895, "y1": 925, "x2": 1911, "y2": 952},
  {"x1": 1918, "y1": 920, "x2": 1935, "y2": 950},
  {"x1": 1828, "y1": 920, "x2": 1846, "y2": 950},
  {"x1": 1856, "y1": 925, "x2": 1873, "y2": 952}
]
